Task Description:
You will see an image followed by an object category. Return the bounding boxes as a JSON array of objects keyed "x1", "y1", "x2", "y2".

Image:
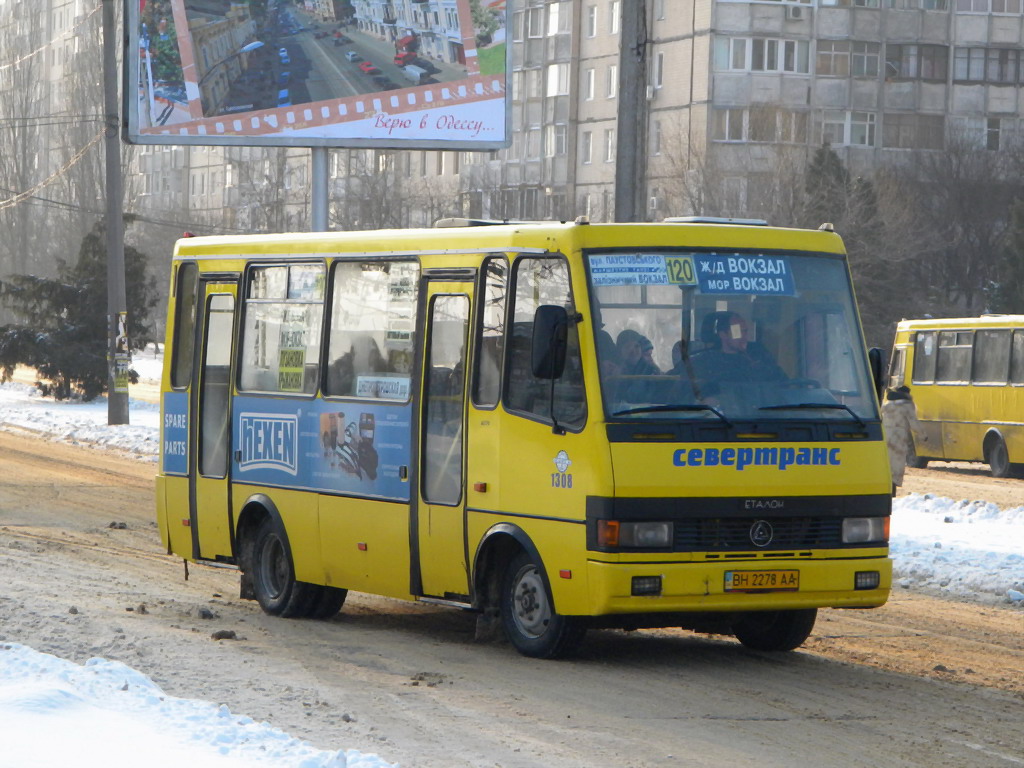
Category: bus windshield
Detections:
[{"x1": 586, "y1": 249, "x2": 877, "y2": 423}]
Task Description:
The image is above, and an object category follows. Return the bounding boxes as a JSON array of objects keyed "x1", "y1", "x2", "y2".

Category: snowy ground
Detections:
[{"x1": 0, "y1": 349, "x2": 1021, "y2": 766}]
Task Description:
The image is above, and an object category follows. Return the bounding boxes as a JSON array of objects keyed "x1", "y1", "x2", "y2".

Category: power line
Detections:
[{"x1": 0, "y1": 131, "x2": 103, "y2": 212}]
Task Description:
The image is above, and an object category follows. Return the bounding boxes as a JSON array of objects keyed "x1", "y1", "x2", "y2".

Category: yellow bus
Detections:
[
  {"x1": 156, "y1": 218, "x2": 892, "y2": 658},
  {"x1": 889, "y1": 315, "x2": 1024, "y2": 478}
]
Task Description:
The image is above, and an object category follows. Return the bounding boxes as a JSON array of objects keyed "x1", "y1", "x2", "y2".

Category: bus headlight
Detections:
[
  {"x1": 842, "y1": 517, "x2": 889, "y2": 544},
  {"x1": 598, "y1": 521, "x2": 673, "y2": 548}
]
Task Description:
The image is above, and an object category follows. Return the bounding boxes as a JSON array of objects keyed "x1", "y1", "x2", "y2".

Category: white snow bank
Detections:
[{"x1": 0, "y1": 643, "x2": 395, "y2": 768}]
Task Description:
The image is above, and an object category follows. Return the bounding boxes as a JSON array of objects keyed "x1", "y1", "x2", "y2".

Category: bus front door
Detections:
[
  {"x1": 189, "y1": 280, "x2": 238, "y2": 561},
  {"x1": 416, "y1": 284, "x2": 472, "y2": 599}
]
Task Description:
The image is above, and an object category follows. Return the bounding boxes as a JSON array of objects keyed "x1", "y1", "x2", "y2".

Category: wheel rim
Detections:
[
  {"x1": 510, "y1": 564, "x2": 551, "y2": 639},
  {"x1": 258, "y1": 533, "x2": 288, "y2": 600}
]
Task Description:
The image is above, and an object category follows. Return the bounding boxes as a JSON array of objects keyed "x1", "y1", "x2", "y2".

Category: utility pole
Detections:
[
  {"x1": 614, "y1": 0, "x2": 649, "y2": 223},
  {"x1": 103, "y1": 0, "x2": 129, "y2": 424}
]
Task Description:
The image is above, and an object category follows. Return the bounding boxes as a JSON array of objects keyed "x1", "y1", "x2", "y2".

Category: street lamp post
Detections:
[{"x1": 198, "y1": 41, "x2": 265, "y2": 114}]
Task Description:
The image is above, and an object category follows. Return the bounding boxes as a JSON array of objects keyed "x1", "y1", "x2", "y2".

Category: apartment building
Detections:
[{"x1": 10, "y1": 0, "x2": 1024, "y2": 264}]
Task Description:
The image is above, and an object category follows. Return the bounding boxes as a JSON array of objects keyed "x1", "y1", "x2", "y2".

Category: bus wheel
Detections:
[
  {"x1": 500, "y1": 552, "x2": 585, "y2": 659},
  {"x1": 906, "y1": 433, "x2": 928, "y2": 469},
  {"x1": 732, "y1": 609, "x2": 817, "y2": 652},
  {"x1": 985, "y1": 435, "x2": 1012, "y2": 478},
  {"x1": 306, "y1": 586, "x2": 348, "y2": 620},
  {"x1": 251, "y1": 517, "x2": 315, "y2": 618}
]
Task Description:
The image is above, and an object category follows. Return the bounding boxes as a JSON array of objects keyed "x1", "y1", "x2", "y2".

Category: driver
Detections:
[{"x1": 692, "y1": 311, "x2": 786, "y2": 389}]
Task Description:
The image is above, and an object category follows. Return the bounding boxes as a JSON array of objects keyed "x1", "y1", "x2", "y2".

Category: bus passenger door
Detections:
[
  {"x1": 416, "y1": 283, "x2": 473, "y2": 599},
  {"x1": 189, "y1": 280, "x2": 238, "y2": 561}
]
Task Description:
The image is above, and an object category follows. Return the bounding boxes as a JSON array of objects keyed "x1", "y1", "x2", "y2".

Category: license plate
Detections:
[{"x1": 724, "y1": 570, "x2": 799, "y2": 592}]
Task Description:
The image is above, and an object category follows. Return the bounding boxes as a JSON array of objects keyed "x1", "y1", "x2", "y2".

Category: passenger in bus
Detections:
[
  {"x1": 692, "y1": 311, "x2": 786, "y2": 391},
  {"x1": 615, "y1": 328, "x2": 660, "y2": 402}
]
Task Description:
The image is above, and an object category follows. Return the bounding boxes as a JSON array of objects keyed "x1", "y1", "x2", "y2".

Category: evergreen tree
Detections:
[
  {"x1": 0, "y1": 219, "x2": 159, "y2": 400},
  {"x1": 803, "y1": 144, "x2": 851, "y2": 228}
]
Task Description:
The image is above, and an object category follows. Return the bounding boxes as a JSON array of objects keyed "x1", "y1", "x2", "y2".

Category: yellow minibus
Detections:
[
  {"x1": 156, "y1": 218, "x2": 892, "y2": 658},
  {"x1": 889, "y1": 315, "x2": 1024, "y2": 477}
]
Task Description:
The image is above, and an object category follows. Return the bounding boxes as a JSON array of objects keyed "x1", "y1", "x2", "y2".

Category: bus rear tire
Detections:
[
  {"x1": 252, "y1": 517, "x2": 316, "y2": 618},
  {"x1": 732, "y1": 608, "x2": 817, "y2": 652},
  {"x1": 306, "y1": 586, "x2": 348, "y2": 620},
  {"x1": 906, "y1": 434, "x2": 928, "y2": 469},
  {"x1": 985, "y1": 435, "x2": 1013, "y2": 478},
  {"x1": 500, "y1": 552, "x2": 585, "y2": 659}
]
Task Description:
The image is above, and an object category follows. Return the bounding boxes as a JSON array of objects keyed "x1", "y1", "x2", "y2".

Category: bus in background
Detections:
[
  {"x1": 156, "y1": 218, "x2": 892, "y2": 659},
  {"x1": 889, "y1": 315, "x2": 1024, "y2": 478}
]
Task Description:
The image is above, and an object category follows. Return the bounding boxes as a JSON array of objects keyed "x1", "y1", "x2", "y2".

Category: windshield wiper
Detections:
[
  {"x1": 759, "y1": 402, "x2": 865, "y2": 427},
  {"x1": 612, "y1": 403, "x2": 733, "y2": 426}
]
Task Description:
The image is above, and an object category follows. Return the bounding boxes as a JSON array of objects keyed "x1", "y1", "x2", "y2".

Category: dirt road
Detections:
[{"x1": 0, "y1": 430, "x2": 1021, "y2": 767}]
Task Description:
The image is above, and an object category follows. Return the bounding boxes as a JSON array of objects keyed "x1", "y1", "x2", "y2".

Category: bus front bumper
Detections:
[{"x1": 582, "y1": 555, "x2": 892, "y2": 616}]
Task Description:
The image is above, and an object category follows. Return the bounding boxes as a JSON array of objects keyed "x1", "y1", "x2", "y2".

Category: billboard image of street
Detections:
[{"x1": 127, "y1": 0, "x2": 508, "y2": 149}]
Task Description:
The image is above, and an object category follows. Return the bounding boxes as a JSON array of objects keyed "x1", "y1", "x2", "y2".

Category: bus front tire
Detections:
[
  {"x1": 732, "y1": 608, "x2": 817, "y2": 652},
  {"x1": 500, "y1": 552, "x2": 585, "y2": 659},
  {"x1": 251, "y1": 517, "x2": 316, "y2": 618}
]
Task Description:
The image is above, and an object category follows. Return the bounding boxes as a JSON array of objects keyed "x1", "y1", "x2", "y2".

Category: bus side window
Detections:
[
  {"x1": 912, "y1": 331, "x2": 936, "y2": 384},
  {"x1": 505, "y1": 256, "x2": 586, "y2": 428},
  {"x1": 972, "y1": 329, "x2": 1011, "y2": 384},
  {"x1": 238, "y1": 264, "x2": 324, "y2": 395},
  {"x1": 472, "y1": 256, "x2": 508, "y2": 408},
  {"x1": 325, "y1": 260, "x2": 419, "y2": 400},
  {"x1": 171, "y1": 262, "x2": 198, "y2": 388},
  {"x1": 1012, "y1": 330, "x2": 1024, "y2": 385}
]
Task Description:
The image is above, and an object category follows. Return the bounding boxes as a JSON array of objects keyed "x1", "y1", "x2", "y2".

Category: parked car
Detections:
[
  {"x1": 393, "y1": 51, "x2": 417, "y2": 67},
  {"x1": 358, "y1": 61, "x2": 379, "y2": 74},
  {"x1": 315, "y1": 31, "x2": 328, "y2": 39},
  {"x1": 401, "y1": 64, "x2": 429, "y2": 85},
  {"x1": 344, "y1": 51, "x2": 361, "y2": 62},
  {"x1": 372, "y1": 75, "x2": 399, "y2": 91},
  {"x1": 278, "y1": 48, "x2": 290, "y2": 64},
  {"x1": 278, "y1": 71, "x2": 290, "y2": 86},
  {"x1": 277, "y1": 89, "x2": 291, "y2": 107}
]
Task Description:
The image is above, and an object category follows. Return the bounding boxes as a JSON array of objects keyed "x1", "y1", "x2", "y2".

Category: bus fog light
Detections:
[
  {"x1": 855, "y1": 571, "x2": 880, "y2": 590},
  {"x1": 631, "y1": 576, "x2": 662, "y2": 596},
  {"x1": 620, "y1": 522, "x2": 673, "y2": 548},
  {"x1": 842, "y1": 517, "x2": 888, "y2": 544}
]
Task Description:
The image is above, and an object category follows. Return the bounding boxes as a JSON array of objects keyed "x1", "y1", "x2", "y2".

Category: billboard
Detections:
[{"x1": 124, "y1": 0, "x2": 509, "y2": 149}]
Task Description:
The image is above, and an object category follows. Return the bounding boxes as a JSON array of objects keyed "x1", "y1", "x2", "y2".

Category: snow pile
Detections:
[
  {"x1": 891, "y1": 493, "x2": 1024, "y2": 604},
  {"x1": 0, "y1": 643, "x2": 395, "y2": 768}
]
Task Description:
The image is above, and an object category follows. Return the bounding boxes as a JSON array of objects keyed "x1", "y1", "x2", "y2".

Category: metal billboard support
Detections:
[
  {"x1": 311, "y1": 147, "x2": 329, "y2": 232},
  {"x1": 103, "y1": 0, "x2": 129, "y2": 425}
]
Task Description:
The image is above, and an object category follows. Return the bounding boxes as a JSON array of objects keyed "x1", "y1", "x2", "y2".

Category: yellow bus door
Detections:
[
  {"x1": 416, "y1": 282, "x2": 473, "y2": 599},
  {"x1": 189, "y1": 280, "x2": 238, "y2": 561}
]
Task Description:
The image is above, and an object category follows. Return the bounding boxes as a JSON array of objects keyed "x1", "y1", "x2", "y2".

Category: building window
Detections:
[
  {"x1": 882, "y1": 113, "x2": 945, "y2": 149},
  {"x1": 822, "y1": 110, "x2": 876, "y2": 146},
  {"x1": 586, "y1": 4, "x2": 597, "y2": 37},
  {"x1": 653, "y1": 51, "x2": 664, "y2": 88},
  {"x1": 714, "y1": 108, "x2": 746, "y2": 141},
  {"x1": 884, "y1": 44, "x2": 948, "y2": 81},
  {"x1": 527, "y1": 6, "x2": 544, "y2": 37},
  {"x1": 852, "y1": 42, "x2": 881, "y2": 77},
  {"x1": 609, "y1": 0, "x2": 620, "y2": 34},
  {"x1": 953, "y1": 47, "x2": 987, "y2": 81},
  {"x1": 604, "y1": 128, "x2": 616, "y2": 162},
  {"x1": 546, "y1": 63, "x2": 569, "y2": 96},
  {"x1": 651, "y1": 120, "x2": 662, "y2": 155},
  {"x1": 581, "y1": 130, "x2": 593, "y2": 164},
  {"x1": 546, "y1": 124, "x2": 567, "y2": 157},
  {"x1": 606, "y1": 64, "x2": 618, "y2": 98},
  {"x1": 987, "y1": 48, "x2": 1020, "y2": 83},
  {"x1": 583, "y1": 67, "x2": 595, "y2": 100},
  {"x1": 817, "y1": 40, "x2": 851, "y2": 77},
  {"x1": 956, "y1": 0, "x2": 990, "y2": 10},
  {"x1": 716, "y1": 37, "x2": 810, "y2": 73}
]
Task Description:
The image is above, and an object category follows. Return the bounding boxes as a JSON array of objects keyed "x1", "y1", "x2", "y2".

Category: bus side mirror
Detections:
[
  {"x1": 868, "y1": 347, "x2": 885, "y2": 403},
  {"x1": 532, "y1": 305, "x2": 568, "y2": 380}
]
